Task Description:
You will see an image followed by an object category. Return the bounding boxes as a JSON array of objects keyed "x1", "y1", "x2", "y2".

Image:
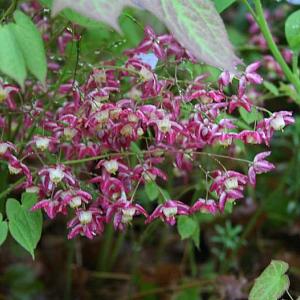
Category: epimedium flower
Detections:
[
  {"x1": 39, "y1": 164, "x2": 77, "y2": 192},
  {"x1": 8, "y1": 156, "x2": 32, "y2": 185},
  {"x1": 27, "y1": 135, "x2": 58, "y2": 152},
  {"x1": 146, "y1": 200, "x2": 190, "y2": 225},
  {"x1": 190, "y1": 199, "x2": 218, "y2": 214},
  {"x1": 248, "y1": 151, "x2": 275, "y2": 186},
  {"x1": 106, "y1": 199, "x2": 148, "y2": 230},
  {"x1": 269, "y1": 111, "x2": 294, "y2": 131},
  {"x1": 0, "y1": 23, "x2": 294, "y2": 241},
  {"x1": 31, "y1": 189, "x2": 69, "y2": 219},
  {"x1": 0, "y1": 141, "x2": 17, "y2": 158},
  {"x1": 256, "y1": 111, "x2": 295, "y2": 145},
  {"x1": 210, "y1": 171, "x2": 248, "y2": 211},
  {"x1": 125, "y1": 25, "x2": 173, "y2": 59},
  {"x1": 0, "y1": 79, "x2": 19, "y2": 110},
  {"x1": 67, "y1": 208, "x2": 105, "y2": 239}
]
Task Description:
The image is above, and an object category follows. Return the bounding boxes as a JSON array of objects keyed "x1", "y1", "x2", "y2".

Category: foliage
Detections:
[
  {"x1": 6, "y1": 193, "x2": 42, "y2": 258},
  {"x1": 51, "y1": 0, "x2": 240, "y2": 72},
  {"x1": 249, "y1": 260, "x2": 290, "y2": 300}
]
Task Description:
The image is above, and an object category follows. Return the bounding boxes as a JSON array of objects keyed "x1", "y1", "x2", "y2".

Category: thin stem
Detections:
[
  {"x1": 250, "y1": 0, "x2": 300, "y2": 102},
  {"x1": 0, "y1": 176, "x2": 26, "y2": 201},
  {"x1": 240, "y1": 0, "x2": 257, "y2": 21},
  {"x1": 286, "y1": 290, "x2": 294, "y2": 300},
  {"x1": 89, "y1": 271, "x2": 130, "y2": 281},
  {"x1": 0, "y1": 0, "x2": 18, "y2": 23},
  {"x1": 63, "y1": 150, "x2": 252, "y2": 166}
]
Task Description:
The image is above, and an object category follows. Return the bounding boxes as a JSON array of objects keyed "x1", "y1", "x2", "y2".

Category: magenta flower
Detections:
[
  {"x1": 146, "y1": 200, "x2": 190, "y2": 225},
  {"x1": 248, "y1": 151, "x2": 275, "y2": 186},
  {"x1": 106, "y1": 200, "x2": 148, "y2": 230},
  {"x1": 0, "y1": 80, "x2": 19, "y2": 110},
  {"x1": 238, "y1": 130, "x2": 263, "y2": 144},
  {"x1": 0, "y1": 141, "x2": 16, "y2": 158},
  {"x1": 67, "y1": 208, "x2": 105, "y2": 239},
  {"x1": 190, "y1": 199, "x2": 218, "y2": 214},
  {"x1": 8, "y1": 156, "x2": 32, "y2": 186},
  {"x1": 257, "y1": 111, "x2": 295, "y2": 145},
  {"x1": 211, "y1": 171, "x2": 248, "y2": 211},
  {"x1": 31, "y1": 190, "x2": 68, "y2": 219},
  {"x1": 244, "y1": 61, "x2": 263, "y2": 85},
  {"x1": 39, "y1": 164, "x2": 77, "y2": 192},
  {"x1": 125, "y1": 25, "x2": 172, "y2": 59},
  {"x1": 27, "y1": 135, "x2": 58, "y2": 152}
]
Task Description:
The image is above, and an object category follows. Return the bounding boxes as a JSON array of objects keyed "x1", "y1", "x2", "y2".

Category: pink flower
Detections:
[
  {"x1": 39, "y1": 165, "x2": 77, "y2": 192},
  {"x1": 106, "y1": 200, "x2": 148, "y2": 230},
  {"x1": 67, "y1": 208, "x2": 105, "y2": 239},
  {"x1": 210, "y1": 171, "x2": 248, "y2": 211},
  {"x1": 31, "y1": 189, "x2": 68, "y2": 219},
  {"x1": 248, "y1": 151, "x2": 275, "y2": 186},
  {"x1": 8, "y1": 156, "x2": 32, "y2": 186},
  {"x1": 190, "y1": 199, "x2": 218, "y2": 214},
  {"x1": 125, "y1": 26, "x2": 172, "y2": 59},
  {"x1": 146, "y1": 200, "x2": 190, "y2": 225},
  {"x1": 0, "y1": 80, "x2": 19, "y2": 110},
  {"x1": 0, "y1": 141, "x2": 16, "y2": 158},
  {"x1": 244, "y1": 61, "x2": 263, "y2": 85},
  {"x1": 238, "y1": 130, "x2": 263, "y2": 144}
]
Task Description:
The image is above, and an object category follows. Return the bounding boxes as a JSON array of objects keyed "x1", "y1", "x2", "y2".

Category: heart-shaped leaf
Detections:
[
  {"x1": 6, "y1": 193, "x2": 43, "y2": 259},
  {"x1": 51, "y1": 0, "x2": 240, "y2": 72},
  {"x1": 285, "y1": 9, "x2": 300, "y2": 51},
  {"x1": 239, "y1": 107, "x2": 262, "y2": 125},
  {"x1": 12, "y1": 11, "x2": 47, "y2": 84},
  {"x1": 212, "y1": 0, "x2": 236, "y2": 13},
  {"x1": 0, "y1": 213, "x2": 8, "y2": 247},
  {"x1": 249, "y1": 260, "x2": 290, "y2": 300},
  {"x1": 0, "y1": 24, "x2": 27, "y2": 88},
  {"x1": 177, "y1": 216, "x2": 198, "y2": 239},
  {"x1": 145, "y1": 181, "x2": 159, "y2": 201}
]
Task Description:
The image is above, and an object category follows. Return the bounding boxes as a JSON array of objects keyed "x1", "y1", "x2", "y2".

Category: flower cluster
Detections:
[{"x1": 0, "y1": 2, "x2": 294, "y2": 239}]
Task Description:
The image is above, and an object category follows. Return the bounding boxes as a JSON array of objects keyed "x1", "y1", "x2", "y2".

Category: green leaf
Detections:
[
  {"x1": 130, "y1": 142, "x2": 142, "y2": 155},
  {"x1": 239, "y1": 107, "x2": 262, "y2": 125},
  {"x1": 40, "y1": 0, "x2": 103, "y2": 27},
  {"x1": 263, "y1": 81, "x2": 279, "y2": 96},
  {"x1": 145, "y1": 181, "x2": 159, "y2": 201},
  {"x1": 52, "y1": 0, "x2": 240, "y2": 72},
  {"x1": 12, "y1": 10, "x2": 47, "y2": 83},
  {"x1": 191, "y1": 225, "x2": 200, "y2": 248},
  {"x1": 249, "y1": 260, "x2": 290, "y2": 300},
  {"x1": 6, "y1": 193, "x2": 43, "y2": 259},
  {"x1": 212, "y1": 0, "x2": 236, "y2": 13},
  {"x1": 285, "y1": 10, "x2": 300, "y2": 51},
  {"x1": 0, "y1": 213, "x2": 8, "y2": 246},
  {"x1": 148, "y1": 0, "x2": 240, "y2": 73},
  {"x1": 177, "y1": 216, "x2": 198, "y2": 240},
  {"x1": 0, "y1": 24, "x2": 26, "y2": 87},
  {"x1": 63, "y1": 9, "x2": 106, "y2": 27}
]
